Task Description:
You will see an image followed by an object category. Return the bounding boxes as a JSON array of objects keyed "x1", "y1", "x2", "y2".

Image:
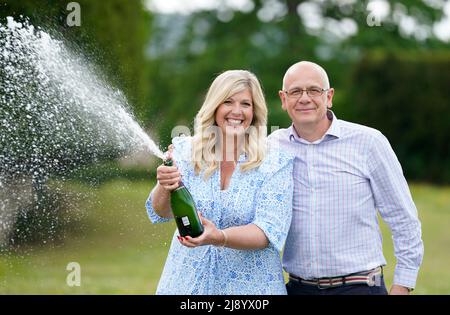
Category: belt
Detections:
[{"x1": 289, "y1": 267, "x2": 383, "y2": 289}]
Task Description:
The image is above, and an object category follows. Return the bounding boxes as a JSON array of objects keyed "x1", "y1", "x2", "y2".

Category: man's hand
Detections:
[{"x1": 389, "y1": 284, "x2": 411, "y2": 295}]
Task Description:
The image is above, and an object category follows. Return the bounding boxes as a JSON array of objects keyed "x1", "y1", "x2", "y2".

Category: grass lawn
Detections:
[
  {"x1": 0, "y1": 180, "x2": 449, "y2": 294},
  {"x1": 379, "y1": 184, "x2": 450, "y2": 294},
  {"x1": 0, "y1": 179, "x2": 173, "y2": 294}
]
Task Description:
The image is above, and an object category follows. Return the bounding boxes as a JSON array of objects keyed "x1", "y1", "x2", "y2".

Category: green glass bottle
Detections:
[{"x1": 164, "y1": 158, "x2": 204, "y2": 237}]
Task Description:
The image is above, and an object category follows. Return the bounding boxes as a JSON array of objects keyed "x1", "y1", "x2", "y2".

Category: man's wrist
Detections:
[
  {"x1": 396, "y1": 284, "x2": 414, "y2": 292},
  {"x1": 391, "y1": 284, "x2": 413, "y2": 294}
]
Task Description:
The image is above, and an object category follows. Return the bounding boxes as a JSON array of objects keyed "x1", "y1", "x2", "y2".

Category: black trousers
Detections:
[{"x1": 286, "y1": 276, "x2": 388, "y2": 295}]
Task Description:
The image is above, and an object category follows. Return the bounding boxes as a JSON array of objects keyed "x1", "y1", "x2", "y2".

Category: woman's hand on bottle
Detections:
[
  {"x1": 177, "y1": 212, "x2": 225, "y2": 248},
  {"x1": 156, "y1": 151, "x2": 181, "y2": 192}
]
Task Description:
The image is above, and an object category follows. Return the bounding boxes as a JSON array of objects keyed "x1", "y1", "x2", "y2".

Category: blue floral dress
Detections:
[{"x1": 146, "y1": 136, "x2": 293, "y2": 295}]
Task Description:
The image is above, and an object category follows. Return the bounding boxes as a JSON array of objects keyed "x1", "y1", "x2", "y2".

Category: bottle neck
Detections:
[{"x1": 163, "y1": 158, "x2": 173, "y2": 167}]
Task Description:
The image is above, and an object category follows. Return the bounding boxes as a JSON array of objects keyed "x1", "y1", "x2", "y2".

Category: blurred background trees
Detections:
[
  {"x1": 143, "y1": 0, "x2": 450, "y2": 183},
  {"x1": 1, "y1": 0, "x2": 151, "y2": 119}
]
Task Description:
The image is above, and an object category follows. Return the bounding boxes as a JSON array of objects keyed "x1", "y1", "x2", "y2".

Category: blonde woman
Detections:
[{"x1": 146, "y1": 70, "x2": 294, "y2": 294}]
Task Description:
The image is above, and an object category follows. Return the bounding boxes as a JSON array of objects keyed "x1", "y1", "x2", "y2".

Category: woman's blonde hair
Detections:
[{"x1": 191, "y1": 70, "x2": 268, "y2": 179}]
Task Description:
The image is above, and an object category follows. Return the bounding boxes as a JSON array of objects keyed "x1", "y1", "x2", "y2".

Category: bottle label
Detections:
[{"x1": 181, "y1": 216, "x2": 190, "y2": 226}]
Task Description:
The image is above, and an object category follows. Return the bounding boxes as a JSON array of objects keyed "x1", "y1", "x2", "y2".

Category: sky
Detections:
[
  {"x1": 145, "y1": 0, "x2": 254, "y2": 14},
  {"x1": 144, "y1": 0, "x2": 450, "y2": 42}
]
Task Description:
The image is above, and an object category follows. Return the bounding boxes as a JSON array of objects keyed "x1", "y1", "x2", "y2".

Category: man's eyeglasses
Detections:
[{"x1": 283, "y1": 87, "x2": 329, "y2": 99}]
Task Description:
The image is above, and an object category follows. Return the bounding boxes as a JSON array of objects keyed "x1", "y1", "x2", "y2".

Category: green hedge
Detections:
[{"x1": 349, "y1": 52, "x2": 450, "y2": 184}]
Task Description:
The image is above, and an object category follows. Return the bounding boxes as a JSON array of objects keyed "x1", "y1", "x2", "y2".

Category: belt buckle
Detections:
[{"x1": 367, "y1": 267, "x2": 381, "y2": 287}]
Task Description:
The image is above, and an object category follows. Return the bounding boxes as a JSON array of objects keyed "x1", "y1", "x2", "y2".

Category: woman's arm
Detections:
[
  {"x1": 151, "y1": 182, "x2": 174, "y2": 218},
  {"x1": 218, "y1": 224, "x2": 269, "y2": 250},
  {"x1": 179, "y1": 213, "x2": 269, "y2": 250}
]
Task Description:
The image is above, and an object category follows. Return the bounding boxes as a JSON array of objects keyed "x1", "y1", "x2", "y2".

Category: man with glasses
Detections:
[{"x1": 269, "y1": 61, "x2": 423, "y2": 295}]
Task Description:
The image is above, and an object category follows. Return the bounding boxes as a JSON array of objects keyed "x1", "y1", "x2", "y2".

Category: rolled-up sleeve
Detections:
[
  {"x1": 367, "y1": 132, "x2": 424, "y2": 289},
  {"x1": 252, "y1": 158, "x2": 294, "y2": 252},
  {"x1": 145, "y1": 190, "x2": 172, "y2": 224}
]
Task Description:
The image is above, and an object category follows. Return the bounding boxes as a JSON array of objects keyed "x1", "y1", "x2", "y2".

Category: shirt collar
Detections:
[{"x1": 288, "y1": 110, "x2": 341, "y2": 143}]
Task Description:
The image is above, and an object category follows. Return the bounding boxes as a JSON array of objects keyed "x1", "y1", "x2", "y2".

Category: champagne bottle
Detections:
[{"x1": 164, "y1": 158, "x2": 204, "y2": 237}]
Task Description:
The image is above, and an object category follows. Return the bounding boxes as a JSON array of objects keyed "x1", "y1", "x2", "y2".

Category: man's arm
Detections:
[{"x1": 366, "y1": 131, "x2": 424, "y2": 294}]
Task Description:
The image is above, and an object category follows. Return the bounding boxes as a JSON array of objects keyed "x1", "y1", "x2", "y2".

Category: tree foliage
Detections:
[
  {"x1": 145, "y1": 0, "x2": 446, "y2": 146},
  {"x1": 350, "y1": 52, "x2": 450, "y2": 183},
  {"x1": 1, "y1": 0, "x2": 152, "y2": 120}
]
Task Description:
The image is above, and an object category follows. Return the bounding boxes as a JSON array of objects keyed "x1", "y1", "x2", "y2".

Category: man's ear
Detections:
[
  {"x1": 279, "y1": 90, "x2": 287, "y2": 111},
  {"x1": 327, "y1": 88, "x2": 334, "y2": 109}
]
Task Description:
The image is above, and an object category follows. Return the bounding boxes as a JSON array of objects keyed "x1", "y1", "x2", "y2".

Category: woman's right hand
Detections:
[{"x1": 156, "y1": 151, "x2": 181, "y2": 192}]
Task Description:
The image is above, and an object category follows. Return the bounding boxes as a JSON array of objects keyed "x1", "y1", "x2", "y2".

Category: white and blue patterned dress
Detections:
[{"x1": 146, "y1": 136, "x2": 294, "y2": 295}]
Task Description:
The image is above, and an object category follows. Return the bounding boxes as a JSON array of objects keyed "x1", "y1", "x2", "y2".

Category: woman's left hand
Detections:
[{"x1": 177, "y1": 212, "x2": 224, "y2": 248}]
